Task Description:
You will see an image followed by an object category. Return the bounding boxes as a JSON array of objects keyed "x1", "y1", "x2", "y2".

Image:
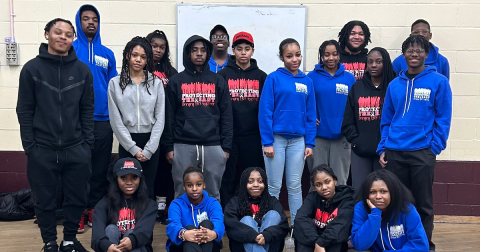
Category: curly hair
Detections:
[
  {"x1": 236, "y1": 167, "x2": 271, "y2": 222},
  {"x1": 338, "y1": 20, "x2": 371, "y2": 51}
]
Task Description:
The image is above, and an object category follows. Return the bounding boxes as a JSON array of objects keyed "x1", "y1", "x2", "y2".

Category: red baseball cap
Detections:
[{"x1": 232, "y1": 32, "x2": 254, "y2": 48}]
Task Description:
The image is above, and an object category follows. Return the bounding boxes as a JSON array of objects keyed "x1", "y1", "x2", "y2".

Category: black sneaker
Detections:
[
  {"x1": 42, "y1": 241, "x2": 58, "y2": 252},
  {"x1": 59, "y1": 242, "x2": 75, "y2": 252},
  {"x1": 73, "y1": 238, "x2": 90, "y2": 252}
]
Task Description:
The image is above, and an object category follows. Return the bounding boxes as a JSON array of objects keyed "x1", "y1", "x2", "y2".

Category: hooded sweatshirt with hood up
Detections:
[
  {"x1": 342, "y1": 72, "x2": 388, "y2": 157},
  {"x1": 162, "y1": 35, "x2": 233, "y2": 153},
  {"x1": 217, "y1": 55, "x2": 267, "y2": 136},
  {"x1": 376, "y1": 66, "x2": 452, "y2": 155},
  {"x1": 293, "y1": 186, "x2": 355, "y2": 248},
  {"x1": 258, "y1": 68, "x2": 316, "y2": 148},
  {"x1": 16, "y1": 43, "x2": 94, "y2": 153},
  {"x1": 340, "y1": 48, "x2": 368, "y2": 80},
  {"x1": 165, "y1": 191, "x2": 225, "y2": 251},
  {"x1": 73, "y1": 4, "x2": 118, "y2": 121},
  {"x1": 307, "y1": 63, "x2": 356, "y2": 140},
  {"x1": 392, "y1": 43, "x2": 450, "y2": 80}
]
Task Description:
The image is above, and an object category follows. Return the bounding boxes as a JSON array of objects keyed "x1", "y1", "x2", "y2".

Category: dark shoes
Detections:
[
  {"x1": 58, "y1": 239, "x2": 90, "y2": 252},
  {"x1": 42, "y1": 241, "x2": 58, "y2": 252}
]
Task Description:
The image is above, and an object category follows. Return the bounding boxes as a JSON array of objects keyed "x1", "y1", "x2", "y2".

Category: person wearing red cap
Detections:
[{"x1": 218, "y1": 31, "x2": 267, "y2": 208}]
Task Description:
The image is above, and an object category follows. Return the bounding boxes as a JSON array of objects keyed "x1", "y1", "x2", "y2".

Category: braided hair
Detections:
[
  {"x1": 318, "y1": 39, "x2": 342, "y2": 64},
  {"x1": 119, "y1": 36, "x2": 155, "y2": 94},
  {"x1": 44, "y1": 18, "x2": 76, "y2": 37},
  {"x1": 146, "y1": 30, "x2": 175, "y2": 78},
  {"x1": 338, "y1": 20, "x2": 371, "y2": 51},
  {"x1": 236, "y1": 167, "x2": 271, "y2": 222}
]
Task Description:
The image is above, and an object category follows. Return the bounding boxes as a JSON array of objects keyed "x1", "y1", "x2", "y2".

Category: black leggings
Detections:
[
  {"x1": 118, "y1": 133, "x2": 160, "y2": 200},
  {"x1": 169, "y1": 220, "x2": 218, "y2": 252}
]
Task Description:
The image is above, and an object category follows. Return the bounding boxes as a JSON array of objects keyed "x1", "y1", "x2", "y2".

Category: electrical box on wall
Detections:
[{"x1": 6, "y1": 42, "x2": 19, "y2": 65}]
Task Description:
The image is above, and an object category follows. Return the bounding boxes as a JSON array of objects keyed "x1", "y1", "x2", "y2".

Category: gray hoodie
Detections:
[{"x1": 108, "y1": 72, "x2": 165, "y2": 159}]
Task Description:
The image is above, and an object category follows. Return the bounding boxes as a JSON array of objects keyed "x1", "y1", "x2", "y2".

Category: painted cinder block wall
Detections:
[{"x1": 0, "y1": 0, "x2": 479, "y2": 215}]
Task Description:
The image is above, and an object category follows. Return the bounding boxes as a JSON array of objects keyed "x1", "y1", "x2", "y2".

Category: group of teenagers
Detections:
[{"x1": 15, "y1": 3, "x2": 452, "y2": 252}]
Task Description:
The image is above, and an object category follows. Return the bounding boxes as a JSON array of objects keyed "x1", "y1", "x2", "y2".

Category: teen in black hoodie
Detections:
[
  {"x1": 338, "y1": 20, "x2": 371, "y2": 80},
  {"x1": 341, "y1": 47, "x2": 396, "y2": 189},
  {"x1": 294, "y1": 165, "x2": 355, "y2": 252},
  {"x1": 217, "y1": 32, "x2": 267, "y2": 208},
  {"x1": 162, "y1": 35, "x2": 233, "y2": 201},
  {"x1": 16, "y1": 18, "x2": 93, "y2": 252}
]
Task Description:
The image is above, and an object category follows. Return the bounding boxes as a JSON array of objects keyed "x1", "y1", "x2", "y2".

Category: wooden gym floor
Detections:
[{"x1": 1, "y1": 215, "x2": 479, "y2": 252}]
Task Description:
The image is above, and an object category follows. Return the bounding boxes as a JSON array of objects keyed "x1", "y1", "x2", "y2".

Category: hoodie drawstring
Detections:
[
  {"x1": 190, "y1": 204, "x2": 196, "y2": 227},
  {"x1": 380, "y1": 222, "x2": 396, "y2": 250},
  {"x1": 402, "y1": 78, "x2": 415, "y2": 118}
]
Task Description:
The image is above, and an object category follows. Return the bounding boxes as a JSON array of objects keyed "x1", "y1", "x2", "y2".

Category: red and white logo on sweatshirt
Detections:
[
  {"x1": 117, "y1": 207, "x2": 135, "y2": 234},
  {"x1": 313, "y1": 208, "x2": 338, "y2": 228},
  {"x1": 181, "y1": 82, "x2": 216, "y2": 107},
  {"x1": 343, "y1": 62, "x2": 365, "y2": 80},
  {"x1": 358, "y1": 96, "x2": 381, "y2": 121},
  {"x1": 153, "y1": 71, "x2": 169, "y2": 87},
  {"x1": 228, "y1": 79, "x2": 260, "y2": 102}
]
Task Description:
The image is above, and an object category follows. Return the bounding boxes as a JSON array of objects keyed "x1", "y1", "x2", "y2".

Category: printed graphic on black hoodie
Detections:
[
  {"x1": 181, "y1": 82, "x2": 216, "y2": 106},
  {"x1": 358, "y1": 96, "x2": 381, "y2": 121},
  {"x1": 228, "y1": 79, "x2": 260, "y2": 101},
  {"x1": 117, "y1": 207, "x2": 136, "y2": 234},
  {"x1": 314, "y1": 208, "x2": 338, "y2": 229},
  {"x1": 341, "y1": 48, "x2": 368, "y2": 80}
]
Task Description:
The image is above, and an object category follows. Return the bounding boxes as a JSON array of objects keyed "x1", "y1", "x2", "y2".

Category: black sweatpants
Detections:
[
  {"x1": 295, "y1": 241, "x2": 346, "y2": 252},
  {"x1": 27, "y1": 143, "x2": 91, "y2": 243},
  {"x1": 169, "y1": 220, "x2": 218, "y2": 252},
  {"x1": 220, "y1": 133, "x2": 264, "y2": 208},
  {"x1": 154, "y1": 146, "x2": 175, "y2": 204},
  {"x1": 118, "y1": 133, "x2": 160, "y2": 200},
  {"x1": 87, "y1": 121, "x2": 113, "y2": 208},
  {"x1": 385, "y1": 148, "x2": 436, "y2": 251}
]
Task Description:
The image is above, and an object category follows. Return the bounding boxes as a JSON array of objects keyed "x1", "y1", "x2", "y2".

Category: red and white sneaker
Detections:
[
  {"x1": 78, "y1": 211, "x2": 85, "y2": 233},
  {"x1": 87, "y1": 209, "x2": 94, "y2": 227}
]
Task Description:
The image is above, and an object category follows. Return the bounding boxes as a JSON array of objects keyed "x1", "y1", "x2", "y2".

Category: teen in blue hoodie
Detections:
[
  {"x1": 73, "y1": 4, "x2": 118, "y2": 228},
  {"x1": 166, "y1": 166, "x2": 225, "y2": 252},
  {"x1": 392, "y1": 19, "x2": 449, "y2": 79},
  {"x1": 377, "y1": 36, "x2": 452, "y2": 252},
  {"x1": 351, "y1": 169, "x2": 429, "y2": 252},
  {"x1": 259, "y1": 38, "x2": 316, "y2": 226},
  {"x1": 307, "y1": 40, "x2": 356, "y2": 186},
  {"x1": 209, "y1": 25, "x2": 230, "y2": 73}
]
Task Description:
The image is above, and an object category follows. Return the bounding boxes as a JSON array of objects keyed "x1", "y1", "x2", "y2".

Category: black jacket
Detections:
[
  {"x1": 224, "y1": 195, "x2": 289, "y2": 252},
  {"x1": 16, "y1": 43, "x2": 94, "y2": 153},
  {"x1": 340, "y1": 48, "x2": 368, "y2": 80},
  {"x1": 342, "y1": 73, "x2": 387, "y2": 157},
  {"x1": 162, "y1": 35, "x2": 233, "y2": 153},
  {"x1": 294, "y1": 186, "x2": 355, "y2": 248},
  {"x1": 91, "y1": 197, "x2": 157, "y2": 252},
  {"x1": 218, "y1": 56, "x2": 267, "y2": 136}
]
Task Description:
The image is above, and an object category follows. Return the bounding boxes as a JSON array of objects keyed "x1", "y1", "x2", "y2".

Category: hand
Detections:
[
  {"x1": 255, "y1": 234, "x2": 265, "y2": 245},
  {"x1": 316, "y1": 119, "x2": 320, "y2": 126},
  {"x1": 366, "y1": 199, "x2": 376, "y2": 209},
  {"x1": 117, "y1": 237, "x2": 132, "y2": 251},
  {"x1": 264, "y1": 146, "x2": 274, "y2": 158},
  {"x1": 304, "y1": 147, "x2": 313, "y2": 158},
  {"x1": 107, "y1": 244, "x2": 122, "y2": 252},
  {"x1": 184, "y1": 229, "x2": 203, "y2": 244},
  {"x1": 379, "y1": 152, "x2": 388, "y2": 168},
  {"x1": 347, "y1": 240, "x2": 354, "y2": 249},
  {"x1": 224, "y1": 152, "x2": 230, "y2": 159},
  {"x1": 200, "y1": 226, "x2": 218, "y2": 242},
  {"x1": 166, "y1": 151, "x2": 174, "y2": 164},
  {"x1": 135, "y1": 150, "x2": 147, "y2": 162},
  {"x1": 314, "y1": 243, "x2": 326, "y2": 252}
]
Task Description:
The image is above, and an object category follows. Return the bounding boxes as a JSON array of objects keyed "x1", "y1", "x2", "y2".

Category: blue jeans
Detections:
[
  {"x1": 105, "y1": 224, "x2": 147, "y2": 252},
  {"x1": 240, "y1": 210, "x2": 282, "y2": 252},
  {"x1": 264, "y1": 135, "x2": 305, "y2": 223}
]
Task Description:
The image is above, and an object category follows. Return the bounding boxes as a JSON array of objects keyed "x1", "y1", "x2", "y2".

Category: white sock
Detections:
[{"x1": 63, "y1": 241, "x2": 74, "y2": 246}]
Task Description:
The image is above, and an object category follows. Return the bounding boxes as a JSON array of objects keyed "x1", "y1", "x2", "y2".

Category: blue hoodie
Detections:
[
  {"x1": 351, "y1": 202, "x2": 429, "y2": 252},
  {"x1": 208, "y1": 54, "x2": 230, "y2": 73},
  {"x1": 165, "y1": 191, "x2": 224, "y2": 251},
  {"x1": 376, "y1": 66, "x2": 452, "y2": 155},
  {"x1": 307, "y1": 63, "x2": 356, "y2": 140},
  {"x1": 73, "y1": 5, "x2": 117, "y2": 121},
  {"x1": 392, "y1": 43, "x2": 450, "y2": 80},
  {"x1": 259, "y1": 68, "x2": 316, "y2": 148}
]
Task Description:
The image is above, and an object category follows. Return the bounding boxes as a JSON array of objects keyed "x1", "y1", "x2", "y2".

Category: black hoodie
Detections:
[
  {"x1": 162, "y1": 35, "x2": 233, "y2": 153},
  {"x1": 16, "y1": 43, "x2": 94, "y2": 154},
  {"x1": 340, "y1": 48, "x2": 368, "y2": 80},
  {"x1": 342, "y1": 72, "x2": 386, "y2": 157},
  {"x1": 217, "y1": 56, "x2": 267, "y2": 136},
  {"x1": 294, "y1": 185, "x2": 355, "y2": 248},
  {"x1": 224, "y1": 195, "x2": 289, "y2": 252}
]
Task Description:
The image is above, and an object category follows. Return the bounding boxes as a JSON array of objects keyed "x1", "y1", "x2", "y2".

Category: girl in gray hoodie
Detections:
[{"x1": 108, "y1": 36, "x2": 165, "y2": 200}]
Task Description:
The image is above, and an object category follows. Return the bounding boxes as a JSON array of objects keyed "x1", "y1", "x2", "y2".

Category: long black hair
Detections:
[
  {"x1": 119, "y1": 36, "x2": 155, "y2": 94},
  {"x1": 357, "y1": 169, "x2": 414, "y2": 222},
  {"x1": 236, "y1": 167, "x2": 271, "y2": 222},
  {"x1": 146, "y1": 30, "x2": 175, "y2": 78},
  {"x1": 107, "y1": 174, "x2": 149, "y2": 225},
  {"x1": 310, "y1": 164, "x2": 338, "y2": 187},
  {"x1": 338, "y1": 20, "x2": 371, "y2": 51},
  {"x1": 318, "y1": 40, "x2": 342, "y2": 64}
]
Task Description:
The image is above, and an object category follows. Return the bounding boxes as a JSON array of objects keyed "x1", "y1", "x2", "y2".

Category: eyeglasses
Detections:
[
  {"x1": 211, "y1": 34, "x2": 228, "y2": 40},
  {"x1": 411, "y1": 29, "x2": 430, "y2": 35},
  {"x1": 405, "y1": 49, "x2": 426, "y2": 54}
]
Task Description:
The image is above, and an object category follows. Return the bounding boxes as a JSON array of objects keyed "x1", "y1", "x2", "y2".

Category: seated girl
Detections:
[
  {"x1": 91, "y1": 158, "x2": 157, "y2": 252},
  {"x1": 224, "y1": 167, "x2": 289, "y2": 252},
  {"x1": 166, "y1": 166, "x2": 224, "y2": 252},
  {"x1": 294, "y1": 165, "x2": 355, "y2": 252},
  {"x1": 351, "y1": 169, "x2": 428, "y2": 252}
]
